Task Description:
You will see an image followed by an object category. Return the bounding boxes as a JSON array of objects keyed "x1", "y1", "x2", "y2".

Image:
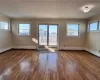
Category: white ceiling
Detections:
[{"x1": 0, "y1": 0, "x2": 100, "y2": 19}]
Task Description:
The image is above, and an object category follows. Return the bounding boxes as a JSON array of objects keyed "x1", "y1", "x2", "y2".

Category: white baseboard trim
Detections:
[
  {"x1": 0, "y1": 47, "x2": 12, "y2": 53},
  {"x1": 59, "y1": 47, "x2": 84, "y2": 50},
  {"x1": 13, "y1": 46, "x2": 36, "y2": 49},
  {"x1": 0, "y1": 46, "x2": 100, "y2": 57},
  {"x1": 85, "y1": 48, "x2": 100, "y2": 57}
]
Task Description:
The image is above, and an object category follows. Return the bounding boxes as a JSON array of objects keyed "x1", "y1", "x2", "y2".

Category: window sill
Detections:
[
  {"x1": 18, "y1": 34, "x2": 31, "y2": 37},
  {"x1": 66, "y1": 35, "x2": 80, "y2": 37},
  {"x1": 87, "y1": 31, "x2": 100, "y2": 32}
]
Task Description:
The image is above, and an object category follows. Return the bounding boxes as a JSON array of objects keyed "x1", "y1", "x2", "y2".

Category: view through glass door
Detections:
[{"x1": 38, "y1": 24, "x2": 58, "y2": 49}]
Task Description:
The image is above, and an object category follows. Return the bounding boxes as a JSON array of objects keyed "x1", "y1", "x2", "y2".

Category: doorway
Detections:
[{"x1": 38, "y1": 24, "x2": 58, "y2": 49}]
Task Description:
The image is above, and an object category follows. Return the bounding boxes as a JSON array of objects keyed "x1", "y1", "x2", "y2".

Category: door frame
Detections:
[{"x1": 37, "y1": 23, "x2": 59, "y2": 50}]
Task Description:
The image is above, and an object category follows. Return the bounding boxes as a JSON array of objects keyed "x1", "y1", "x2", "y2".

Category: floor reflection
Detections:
[
  {"x1": 66, "y1": 62, "x2": 77, "y2": 73},
  {"x1": 38, "y1": 52, "x2": 58, "y2": 73},
  {"x1": 0, "y1": 67, "x2": 12, "y2": 80},
  {"x1": 20, "y1": 58, "x2": 32, "y2": 74},
  {"x1": 48, "y1": 53, "x2": 57, "y2": 72},
  {"x1": 38, "y1": 53, "x2": 47, "y2": 72},
  {"x1": 20, "y1": 61, "x2": 31, "y2": 73}
]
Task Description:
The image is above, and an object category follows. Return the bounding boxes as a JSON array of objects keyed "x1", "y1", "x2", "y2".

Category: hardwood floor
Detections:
[{"x1": 0, "y1": 50, "x2": 100, "y2": 80}]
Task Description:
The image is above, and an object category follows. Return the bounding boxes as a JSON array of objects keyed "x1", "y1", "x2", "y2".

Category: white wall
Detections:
[
  {"x1": 0, "y1": 14, "x2": 12, "y2": 53},
  {"x1": 11, "y1": 19, "x2": 87, "y2": 50},
  {"x1": 85, "y1": 15, "x2": 100, "y2": 57}
]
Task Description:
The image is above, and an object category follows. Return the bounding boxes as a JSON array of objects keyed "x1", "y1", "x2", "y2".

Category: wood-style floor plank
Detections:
[{"x1": 0, "y1": 50, "x2": 100, "y2": 80}]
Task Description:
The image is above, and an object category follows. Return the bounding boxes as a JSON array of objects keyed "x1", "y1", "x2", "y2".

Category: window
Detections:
[
  {"x1": 67, "y1": 24, "x2": 79, "y2": 36},
  {"x1": 0, "y1": 22, "x2": 9, "y2": 30},
  {"x1": 99, "y1": 22, "x2": 100, "y2": 30},
  {"x1": 19, "y1": 23, "x2": 30, "y2": 36},
  {"x1": 89, "y1": 22, "x2": 98, "y2": 31}
]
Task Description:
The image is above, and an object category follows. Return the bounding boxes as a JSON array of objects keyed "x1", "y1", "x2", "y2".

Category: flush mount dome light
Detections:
[
  {"x1": 83, "y1": 6, "x2": 91, "y2": 13},
  {"x1": 81, "y1": 5, "x2": 94, "y2": 13},
  {"x1": 83, "y1": 7, "x2": 90, "y2": 13}
]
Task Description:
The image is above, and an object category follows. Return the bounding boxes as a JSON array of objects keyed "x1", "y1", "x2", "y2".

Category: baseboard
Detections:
[
  {"x1": 13, "y1": 46, "x2": 37, "y2": 49},
  {"x1": 0, "y1": 47, "x2": 12, "y2": 53},
  {"x1": 85, "y1": 48, "x2": 100, "y2": 57},
  {"x1": 0, "y1": 46, "x2": 36, "y2": 53},
  {"x1": 59, "y1": 47, "x2": 84, "y2": 50},
  {"x1": 1, "y1": 46, "x2": 100, "y2": 57}
]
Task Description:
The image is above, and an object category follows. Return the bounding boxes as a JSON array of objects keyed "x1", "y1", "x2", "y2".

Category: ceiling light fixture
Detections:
[
  {"x1": 83, "y1": 6, "x2": 91, "y2": 13},
  {"x1": 80, "y1": 5, "x2": 94, "y2": 13}
]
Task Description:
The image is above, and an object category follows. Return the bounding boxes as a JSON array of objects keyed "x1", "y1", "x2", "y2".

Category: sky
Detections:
[
  {"x1": 90, "y1": 22, "x2": 97, "y2": 30},
  {"x1": 39, "y1": 25, "x2": 57, "y2": 33},
  {"x1": 19, "y1": 24, "x2": 30, "y2": 29},
  {"x1": 67, "y1": 24, "x2": 78, "y2": 31},
  {"x1": 19, "y1": 24, "x2": 58, "y2": 34},
  {"x1": 19, "y1": 24, "x2": 83, "y2": 33},
  {"x1": 19, "y1": 23, "x2": 98, "y2": 32}
]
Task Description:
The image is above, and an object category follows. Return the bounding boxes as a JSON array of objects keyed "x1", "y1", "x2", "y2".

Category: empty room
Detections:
[{"x1": 0, "y1": 0, "x2": 100, "y2": 80}]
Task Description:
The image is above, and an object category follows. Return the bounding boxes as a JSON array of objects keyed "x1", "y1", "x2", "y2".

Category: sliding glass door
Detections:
[{"x1": 38, "y1": 24, "x2": 58, "y2": 48}]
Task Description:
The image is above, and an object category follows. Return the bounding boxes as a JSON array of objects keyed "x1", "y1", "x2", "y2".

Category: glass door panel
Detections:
[
  {"x1": 49, "y1": 25, "x2": 57, "y2": 46},
  {"x1": 39, "y1": 25, "x2": 48, "y2": 46}
]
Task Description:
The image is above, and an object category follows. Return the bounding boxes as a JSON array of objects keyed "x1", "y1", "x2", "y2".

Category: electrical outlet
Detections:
[{"x1": 64, "y1": 45, "x2": 66, "y2": 47}]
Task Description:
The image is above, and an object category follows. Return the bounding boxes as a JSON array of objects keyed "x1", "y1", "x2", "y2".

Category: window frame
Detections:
[
  {"x1": 98, "y1": 22, "x2": 100, "y2": 30},
  {"x1": 0, "y1": 21, "x2": 9, "y2": 30},
  {"x1": 66, "y1": 24, "x2": 80, "y2": 37},
  {"x1": 88, "y1": 21, "x2": 99, "y2": 31},
  {"x1": 18, "y1": 23, "x2": 31, "y2": 36}
]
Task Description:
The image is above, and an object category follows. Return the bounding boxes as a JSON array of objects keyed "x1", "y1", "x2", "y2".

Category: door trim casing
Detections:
[{"x1": 37, "y1": 24, "x2": 59, "y2": 50}]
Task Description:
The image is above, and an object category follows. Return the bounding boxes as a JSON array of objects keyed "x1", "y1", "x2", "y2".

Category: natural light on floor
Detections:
[{"x1": 32, "y1": 38, "x2": 56, "y2": 52}]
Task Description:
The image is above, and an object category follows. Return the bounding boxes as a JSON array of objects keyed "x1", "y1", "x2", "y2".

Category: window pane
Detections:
[
  {"x1": 90, "y1": 22, "x2": 98, "y2": 31},
  {"x1": 0, "y1": 22, "x2": 9, "y2": 30},
  {"x1": 19, "y1": 24, "x2": 30, "y2": 30},
  {"x1": 19, "y1": 23, "x2": 30, "y2": 36},
  {"x1": 19, "y1": 30, "x2": 30, "y2": 35},
  {"x1": 67, "y1": 24, "x2": 79, "y2": 36}
]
